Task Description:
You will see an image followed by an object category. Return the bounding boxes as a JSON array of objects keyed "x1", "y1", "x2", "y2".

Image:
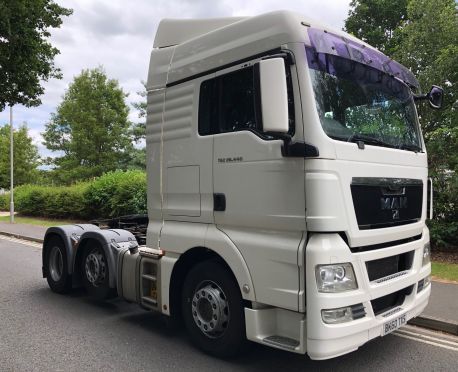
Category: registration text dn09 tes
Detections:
[{"x1": 41, "y1": 10, "x2": 441, "y2": 360}]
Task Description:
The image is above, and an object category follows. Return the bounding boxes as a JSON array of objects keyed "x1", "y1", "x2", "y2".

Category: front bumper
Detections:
[{"x1": 305, "y1": 227, "x2": 431, "y2": 360}]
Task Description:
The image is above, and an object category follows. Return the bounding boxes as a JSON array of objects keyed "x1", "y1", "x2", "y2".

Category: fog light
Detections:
[
  {"x1": 315, "y1": 263, "x2": 358, "y2": 293},
  {"x1": 422, "y1": 243, "x2": 431, "y2": 266},
  {"x1": 322, "y1": 306, "x2": 353, "y2": 324}
]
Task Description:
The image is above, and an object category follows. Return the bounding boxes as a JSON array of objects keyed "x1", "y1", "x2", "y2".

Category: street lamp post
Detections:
[{"x1": 9, "y1": 105, "x2": 14, "y2": 224}]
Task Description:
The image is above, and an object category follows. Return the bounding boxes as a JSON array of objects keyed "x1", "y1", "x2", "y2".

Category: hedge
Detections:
[
  {"x1": 14, "y1": 183, "x2": 91, "y2": 219},
  {"x1": 85, "y1": 170, "x2": 147, "y2": 218},
  {"x1": 7, "y1": 170, "x2": 147, "y2": 220},
  {"x1": 0, "y1": 193, "x2": 8, "y2": 211}
]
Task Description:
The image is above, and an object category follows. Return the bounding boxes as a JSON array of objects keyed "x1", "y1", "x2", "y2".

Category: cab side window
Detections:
[
  {"x1": 199, "y1": 66, "x2": 259, "y2": 135},
  {"x1": 219, "y1": 67, "x2": 257, "y2": 133},
  {"x1": 199, "y1": 60, "x2": 295, "y2": 136}
]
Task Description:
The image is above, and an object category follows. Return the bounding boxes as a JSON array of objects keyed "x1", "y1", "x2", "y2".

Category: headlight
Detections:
[
  {"x1": 422, "y1": 243, "x2": 431, "y2": 266},
  {"x1": 315, "y1": 263, "x2": 358, "y2": 293}
]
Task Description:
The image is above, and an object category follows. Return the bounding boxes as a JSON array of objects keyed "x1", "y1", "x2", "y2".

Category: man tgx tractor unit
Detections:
[{"x1": 42, "y1": 11, "x2": 442, "y2": 360}]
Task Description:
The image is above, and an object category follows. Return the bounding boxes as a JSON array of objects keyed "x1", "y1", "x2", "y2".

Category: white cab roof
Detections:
[{"x1": 154, "y1": 17, "x2": 246, "y2": 48}]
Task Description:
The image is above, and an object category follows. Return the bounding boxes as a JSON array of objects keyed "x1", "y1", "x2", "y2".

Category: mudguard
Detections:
[
  {"x1": 43, "y1": 224, "x2": 101, "y2": 278},
  {"x1": 76, "y1": 229, "x2": 138, "y2": 288}
]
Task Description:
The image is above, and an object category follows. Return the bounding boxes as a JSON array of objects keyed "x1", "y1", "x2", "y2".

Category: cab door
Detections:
[{"x1": 201, "y1": 55, "x2": 306, "y2": 311}]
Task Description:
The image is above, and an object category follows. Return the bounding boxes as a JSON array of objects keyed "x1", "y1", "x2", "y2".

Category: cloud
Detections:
[{"x1": 0, "y1": 0, "x2": 351, "y2": 158}]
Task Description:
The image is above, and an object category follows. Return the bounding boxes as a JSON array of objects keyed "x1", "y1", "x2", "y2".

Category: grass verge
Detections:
[
  {"x1": 0, "y1": 215, "x2": 83, "y2": 227},
  {"x1": 431, "y1": 261, "x2": 458, "y2": 283}
]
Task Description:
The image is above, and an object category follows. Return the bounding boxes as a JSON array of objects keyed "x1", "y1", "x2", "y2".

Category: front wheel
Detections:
[
  {"x1": 81, "y1": 243, "x2": 113, "y2": 299},
  {"x1": 182, "y1": 260, "x2": 248, "y2": 357}
]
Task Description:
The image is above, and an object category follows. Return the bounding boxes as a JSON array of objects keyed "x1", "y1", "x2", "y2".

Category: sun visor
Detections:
[{"x1": 307, "y1": 27, "x2": 419, "y2": 90}]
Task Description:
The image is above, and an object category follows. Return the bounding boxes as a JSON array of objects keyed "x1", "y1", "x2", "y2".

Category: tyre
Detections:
[
  {"x1": 44, "y1": 236, "x2": 72, "y2": 294},
  {"x1": 81, "y1": 243, "x2": 113, "y2": 299},
  {"x1": 182, "y1": 260, "x2": 248, "y2": 358}
]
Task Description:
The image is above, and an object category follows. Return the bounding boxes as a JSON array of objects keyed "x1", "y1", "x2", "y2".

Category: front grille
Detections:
[
  {"x1": 350, "y1": 234, "x2": 422, "y2": 253},
  {"x1": 366, "y1": 251, "x2": 414, "y2": 282},
  {"x1": 371, "y1": 285, "x2": 413, "y2": 316},
  {"x1": 351, "y1": 178, "x2": 423, "y2": 230}
]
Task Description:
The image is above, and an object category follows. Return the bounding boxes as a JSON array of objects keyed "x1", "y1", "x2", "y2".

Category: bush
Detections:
[
  {"x1": 14, "y1": 183, "x2": 91, "y2": 219},
  {"x1": 428, "y1": 220, "x2": 458, "y2": 250},
  {"x1": 0, "y1": 193, "x2": 9, "y2": 211},
  {"x1": 10, "y1": 170, "x2": 147, "y2": 220},
  {"x1": 85, "y1": 170, "x2": 147, "y2": 218}
]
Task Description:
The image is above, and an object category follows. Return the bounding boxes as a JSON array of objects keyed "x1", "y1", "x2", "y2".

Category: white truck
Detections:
[{"x1": 42, "y1": 11, "x2": 443, "y2": 360}]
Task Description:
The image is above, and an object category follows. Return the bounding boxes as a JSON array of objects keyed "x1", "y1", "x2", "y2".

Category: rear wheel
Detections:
[
  {"x1": 44, "y1": 236, "x2": 72, "y2": 294},
  {"x1": 182, "y1": 260, "x2": 248, "y2": 357},
  {"x1": 81, "y1": 243, "x2": 113, "y2": 299}
]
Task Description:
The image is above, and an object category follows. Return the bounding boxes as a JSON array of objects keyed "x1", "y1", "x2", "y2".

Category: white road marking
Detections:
[
  {"x1": 397, "y1": 328, "x2": 458, "y2": 346},
  {"x1": 0, "y1": 234, "x2": 42, "y2": 248},
  {"x1": 393, "y1": 326, "x2": 458, "y2": 352},
  {"x1": 393, "y1": 332, "x2": 458, "y2": 352}
]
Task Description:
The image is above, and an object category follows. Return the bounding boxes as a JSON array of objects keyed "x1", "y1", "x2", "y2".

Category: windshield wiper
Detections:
[
  {"x1": 398, "y1": 143, "x2": 423, "y2": 153},
  {"x1": 346, "y1": 134, "x2": 396, "y2": 149}
]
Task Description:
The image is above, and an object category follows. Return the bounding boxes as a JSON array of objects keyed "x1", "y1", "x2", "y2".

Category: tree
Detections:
[
  {"x1": 43, "y1": 67, "x2": 134, "y2": 182},
  {"x1": 123, "y1": 147, "x2": 146, "y2": 170},
  {"x1": 0, "y1": 124, "x2": 40, "y2": 188},
  {"x1": 131, "y1": 82, "x2": 147, "y2": 142},
  {"x1": 127, "y1": 82, "x2": 147, "y2": 170},
  {"x1": 0, "y1": 0, "x2": 72, "y2": 111},
  {"x1": 345, "y1": 0, "x2": 407, "y2": 55}
]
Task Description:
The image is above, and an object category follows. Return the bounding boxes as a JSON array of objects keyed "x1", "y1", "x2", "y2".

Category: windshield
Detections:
[{"x1": 306, "y1": 48, "x2": 422, "y2": 152}]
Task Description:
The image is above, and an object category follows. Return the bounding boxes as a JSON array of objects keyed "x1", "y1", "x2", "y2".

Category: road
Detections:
[{"x1": 1, "y1": 236, "x2": 457, "y2": 372}]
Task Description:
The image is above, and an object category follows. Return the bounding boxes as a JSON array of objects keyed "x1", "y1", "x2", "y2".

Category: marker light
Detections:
[{"x1": 422, "y1": 243, "x2": 431, "y2": 266}]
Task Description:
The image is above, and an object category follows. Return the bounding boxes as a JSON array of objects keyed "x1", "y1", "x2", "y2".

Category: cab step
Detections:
[{"x1": 263, "y1": 335, "x2": 300, "y2": 351}]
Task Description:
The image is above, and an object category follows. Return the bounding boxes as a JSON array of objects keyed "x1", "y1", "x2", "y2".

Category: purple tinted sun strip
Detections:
[{"x1": 307, "y1": 28, "x2": 419, "y2": 90}]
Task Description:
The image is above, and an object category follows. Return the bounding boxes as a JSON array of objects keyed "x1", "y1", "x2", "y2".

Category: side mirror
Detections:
[
  {"x1": 257, "y1": 58, "x2": 289, "y2": 133},
  {"x1": 428, "y1": 85, "x2": 443, "y2": 109}
]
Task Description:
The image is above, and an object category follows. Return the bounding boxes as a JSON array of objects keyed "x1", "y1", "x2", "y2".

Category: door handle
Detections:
[{"x1": 213, "y1": 193, "x2": 226, "y2": 211}]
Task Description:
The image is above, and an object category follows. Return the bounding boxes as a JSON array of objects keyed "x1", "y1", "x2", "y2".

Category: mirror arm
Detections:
[
  {"x1": 284, "y1": 141, "x2": 320, "y2": 158},
  {"x1": 261, "y1": 50, "x2": 296, "y2": 65},
  {"x1": 270, "y1": 133, "x2": 319, "y2": 158},
  {"x1": 413, "y1": 93, "x2": 428, "y2": 102}
]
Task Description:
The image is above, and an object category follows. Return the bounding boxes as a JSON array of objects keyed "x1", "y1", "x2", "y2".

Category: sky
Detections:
[{"x1": 0, "y1": 0, "x2": 351, "y2": 158}]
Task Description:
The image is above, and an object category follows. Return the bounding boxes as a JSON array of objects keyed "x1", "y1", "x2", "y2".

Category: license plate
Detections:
[{"x1": 381, "y1": 313, "x2": 406, "y2": 336}]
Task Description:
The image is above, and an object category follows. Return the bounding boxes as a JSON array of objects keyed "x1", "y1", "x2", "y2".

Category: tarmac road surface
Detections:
[{"x1": 1, "y1": 236, "x2": 457, "y2": 372}]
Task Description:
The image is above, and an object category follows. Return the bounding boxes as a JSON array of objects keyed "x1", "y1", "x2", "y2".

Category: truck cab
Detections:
[{"x1": 42, "y1": 10, "x2": 439, "y2": 360}]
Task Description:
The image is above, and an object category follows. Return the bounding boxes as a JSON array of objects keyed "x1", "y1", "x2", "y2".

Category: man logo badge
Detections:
[{"x1": 381, "y1": 197, "x2": 408, "y2": 220}]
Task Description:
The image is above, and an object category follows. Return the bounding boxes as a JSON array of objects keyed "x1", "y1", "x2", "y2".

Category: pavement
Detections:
[
  {"x1": 409, "y1": 281, "x2": 458, "y2": 335},
  {"x1": 0, "y1": 221, "x2": 457, "y2": 336},
  {"x1": 0, "y1": 221, "x2": 47, "y2": 242}
]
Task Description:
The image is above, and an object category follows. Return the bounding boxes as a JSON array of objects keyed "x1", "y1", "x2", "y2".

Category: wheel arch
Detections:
[{"x1": 168, "y1": 241, "x2": 255, "y2": 320}]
